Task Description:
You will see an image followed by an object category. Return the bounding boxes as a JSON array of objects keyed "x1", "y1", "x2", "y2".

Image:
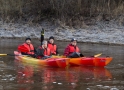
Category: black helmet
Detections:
[
  {"x1": 25, "y1": 37, "x2": 31, "y2": 41},
  {"x1": 71, "y1": 38, "x2": 77, "y2": 42},
  {"x1": 49, "y1": 36, "x2": 54, "y2": 40}
]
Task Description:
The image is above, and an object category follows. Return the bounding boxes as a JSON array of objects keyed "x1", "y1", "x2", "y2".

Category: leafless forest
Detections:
[{"x1": 0, "y1": 0, "x2": 124, "y2": 26}]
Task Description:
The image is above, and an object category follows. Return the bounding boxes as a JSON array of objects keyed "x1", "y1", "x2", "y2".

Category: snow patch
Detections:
[{"x1": 0, "y1": 21, "x2": 124, "y2": 45}]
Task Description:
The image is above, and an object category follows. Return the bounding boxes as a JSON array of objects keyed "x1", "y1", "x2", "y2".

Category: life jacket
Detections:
[
  {"x1": 48, "y1": 43, "x2": 57, "y2": 55},
  {"x1": 37, "y1": 46, "x2": 51, "y2": 59},
  {"x1": 64, "y1": 44, "x2": 80, "y2": 56},
  {"x1": 69, "y1": 44, "x2": 79, "y2": 53},
  {"x1": 18, "y1": 43, "x2": 34, "y2": 55}
]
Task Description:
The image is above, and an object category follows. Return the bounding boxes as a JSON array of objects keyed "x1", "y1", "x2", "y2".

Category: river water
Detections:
[{"x1": 0, "y1": 38, "x2": 124, "y2": 90}]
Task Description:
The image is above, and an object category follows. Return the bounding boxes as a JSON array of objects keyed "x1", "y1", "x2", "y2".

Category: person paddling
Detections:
[
  {"x1": 48, "y1": 36, "x2": 58, "y2": 55},
  {"x1": 63, "y1": 38, "x2": 83, "y2": 58},
  {"x1": 36, "y1": 40, "x2": 51, "y2": 59},
  {"x1": 18, "y1": 37, "x2": 36, "y2": 57}
]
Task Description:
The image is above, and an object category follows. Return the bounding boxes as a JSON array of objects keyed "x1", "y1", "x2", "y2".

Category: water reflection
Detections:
[
  {"x1": 14, "y1": 59, "x2": 112, "y2": 90},
  {"x1": 1, "y1": 38, "x2": 124, "y2": 90}
]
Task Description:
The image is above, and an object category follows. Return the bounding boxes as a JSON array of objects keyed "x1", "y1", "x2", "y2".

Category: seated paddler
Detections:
[
  {"x1": 17, "y1": 37, "x2": 36, "y2": 57},
  {"x1": 48, "y1": 36, "x2": 59, "y2": 55},
  {"x1": 36, "y1": 40, "x2": 51, "y2": 59},
  {"x1": 63, "y1": 38, "x2": 84, "y2": 58}
]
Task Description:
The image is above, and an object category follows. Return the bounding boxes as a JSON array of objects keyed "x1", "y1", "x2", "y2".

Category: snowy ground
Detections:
[{"x1": 0, "y1": 20, "x2": 124, "y2": 45}]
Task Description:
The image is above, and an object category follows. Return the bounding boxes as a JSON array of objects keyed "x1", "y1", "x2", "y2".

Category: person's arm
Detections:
[
  {"x1": 33, "y1": 47, "x2": 37, "y2": 53},
  {"x1": 21, "y1": 52, "x2": 28, "y2": 55},
  {"x1": 63, "y1": 46, "x2": 70, "y2": 56},
  {"x1": 36, "y1": 48, "x2": 44, "y2": 57},
  {"x1": 56, "y1": 47, "x2": 59, "y2": 55}
]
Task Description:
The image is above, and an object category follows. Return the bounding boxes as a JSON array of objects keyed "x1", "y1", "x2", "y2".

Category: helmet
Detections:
[
  {"x1": 49, "y1": 36, "x2": 54, "y2": 40},
  {"x1": 71, "y1": 38, "x2": 77, "y2": 42},
  {"x1": 25, "y1": 37, "x2": 31, "y2": 41}
]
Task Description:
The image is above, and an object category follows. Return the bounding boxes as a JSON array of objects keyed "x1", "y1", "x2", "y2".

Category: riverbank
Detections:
[{"x1": 0, "y1": 20, "x2": 124, "y2": 45}]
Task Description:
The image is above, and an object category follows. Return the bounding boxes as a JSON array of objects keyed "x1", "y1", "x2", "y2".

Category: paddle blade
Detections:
[
  {"x1": 0, "y1": 54, "x2": 7, "y2": 56},
  {"x1": 41, "y1": 28, "x2": 44, "y2": 44},
  {"x1": 94, "y1": 53, "x2": 102, "y2": 57},
  {"x1": 18, "y1": 45, "x2": 29, "y2": 53}
]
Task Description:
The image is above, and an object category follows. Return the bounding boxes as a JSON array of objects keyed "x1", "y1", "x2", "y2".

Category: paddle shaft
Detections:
[
  {"x1": 41, "y1": 28, "x2": 44, "y2": 45},
  {"x1": 94, "y1": 53, "x2": 102, "y2": 57},
  {"x1": 0, "y1": 54, "x2": 28, "y2": 56}
]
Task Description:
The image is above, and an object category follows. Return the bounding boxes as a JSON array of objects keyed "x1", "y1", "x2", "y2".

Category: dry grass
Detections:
[{"x1": 0, "y1": 0, "x2": 124, "y2": 26}]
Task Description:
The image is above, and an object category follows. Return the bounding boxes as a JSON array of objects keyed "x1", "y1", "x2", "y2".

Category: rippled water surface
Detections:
[{"x1": 0, "y1": 38, "x2": 124, "y2": 90}]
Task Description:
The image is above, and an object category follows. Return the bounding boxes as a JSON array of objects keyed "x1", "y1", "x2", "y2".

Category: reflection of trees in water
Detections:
[
  {"x1": 75, "y1": 67, "x2": 112, "y2": 90},
  {"x1": 77, "y1": 67, "x2": 112, "y2": 79}
]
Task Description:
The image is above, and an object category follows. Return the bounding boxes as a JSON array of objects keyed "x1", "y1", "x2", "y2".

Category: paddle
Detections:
[
  {"x1": 52, "y1": 53, "x2": 102, "y2": 58},
  {"x1": 0, "y1": 54, "x2": 28, "y2": 56},
  {"x1": 41, "y1": 28, "x2": 44, "y2": 45},
  {"x1": 94, "y1": 53, "x2": 102, "y2": 57},
  {"x1": 18, "y1": 44, "x2": 30, "y2": 52}
]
